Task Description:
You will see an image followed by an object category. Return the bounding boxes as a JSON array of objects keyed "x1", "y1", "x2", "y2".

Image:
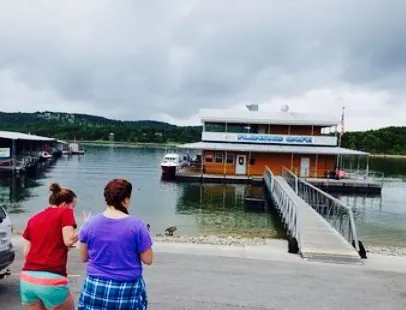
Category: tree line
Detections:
[
  {"x1": 0, "y1": 112, "x2": 201, "y2": 144},
  {"x1": 0, "y1": 112, "x2": 405, "y2": 153}
]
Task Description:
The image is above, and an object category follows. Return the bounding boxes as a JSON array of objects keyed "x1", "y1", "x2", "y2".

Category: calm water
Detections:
[{"x1": 1, "y1": 146, "x2": 405, "y2": 247}]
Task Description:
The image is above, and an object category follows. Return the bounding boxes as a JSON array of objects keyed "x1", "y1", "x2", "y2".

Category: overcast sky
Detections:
[{"x1": 0, "y1": 0, "x2": 405, "y2": 131}]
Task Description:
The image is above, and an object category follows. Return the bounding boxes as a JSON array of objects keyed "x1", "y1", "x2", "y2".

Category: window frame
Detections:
[{"x1": 214, "y1": 152, "x2": 223, "y2": 164}]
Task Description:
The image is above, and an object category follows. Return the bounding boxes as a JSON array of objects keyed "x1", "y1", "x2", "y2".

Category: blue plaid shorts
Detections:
[{"x1": 78, "y1": 275, "x2": 148, "y2": 310}]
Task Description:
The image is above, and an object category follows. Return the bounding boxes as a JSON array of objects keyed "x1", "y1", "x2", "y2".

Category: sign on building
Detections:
[{"x1": 0, "y1": 148, "x2": 11, "y2": 158}]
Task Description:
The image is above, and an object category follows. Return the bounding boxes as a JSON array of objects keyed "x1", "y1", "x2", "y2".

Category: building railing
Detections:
[
  {"x1": 289, "y1": 167, "x2": 385, "y2": 185},
  {"x1": 281, "y1": 167, "x2": 360, "y2": 251},
  {"x1": 264, "y1": 166, "x2": 300, "y2": 248}
]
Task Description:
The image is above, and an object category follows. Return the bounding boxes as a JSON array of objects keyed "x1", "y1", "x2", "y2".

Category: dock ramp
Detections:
[{"x1": 264, "y1": 167, "x2": 362, "y2": 264}]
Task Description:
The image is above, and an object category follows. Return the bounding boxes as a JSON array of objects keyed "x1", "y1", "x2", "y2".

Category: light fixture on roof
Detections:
[{"x1": 281, "y1": 105, "x2": 290, "y2": 112}]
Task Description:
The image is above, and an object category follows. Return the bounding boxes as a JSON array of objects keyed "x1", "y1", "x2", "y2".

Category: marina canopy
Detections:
[
  {"x1": 178, "y1": 142, "x2": 368, "y2": 156},
  {"x1": 199, "y1": 108, "x2": 339, "y2": 126},
  {"x1": 0, "y1": 131, "x2": 55, "y2": 142}
]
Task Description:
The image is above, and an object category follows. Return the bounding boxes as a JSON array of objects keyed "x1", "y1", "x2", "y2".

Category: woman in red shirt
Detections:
[{"x1": 20, "y1": 183, "x2": 78, "y2": 310}]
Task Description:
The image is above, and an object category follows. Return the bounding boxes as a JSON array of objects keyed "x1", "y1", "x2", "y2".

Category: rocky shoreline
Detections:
[
  {"x1": 12, "y1": 232, "x2": 406, "y2": 256},
  {"x1": 153, "y1": 235, "x2": 268, "y2": 246},
  {"x1": 153, "y1": 235, "x2": 406, "y2": 256}
]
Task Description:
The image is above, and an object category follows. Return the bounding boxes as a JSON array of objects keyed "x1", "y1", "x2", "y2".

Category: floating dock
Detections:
[
  {"x1": 175, "y1": 170, "x2": 263, "y2": 184},
  {"x1": 305, "y1": 178, "x2": 382, "y2": 195},
  {"x1": 174, "y1": 170, "x2": 383, "y2": 194}
]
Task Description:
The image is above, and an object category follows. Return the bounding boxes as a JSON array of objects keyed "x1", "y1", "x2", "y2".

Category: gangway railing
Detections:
[
  {"x1": 264, "y1": 166, "x2": 300, "y2": 251},
  {"x1": 282, "y1": 167, "x2": 360, "y2": 252}
]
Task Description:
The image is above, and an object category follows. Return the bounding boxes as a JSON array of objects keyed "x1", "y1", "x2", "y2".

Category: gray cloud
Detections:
[{"x1": 0, "y1": 0, "x2": 405, "y2": 129}]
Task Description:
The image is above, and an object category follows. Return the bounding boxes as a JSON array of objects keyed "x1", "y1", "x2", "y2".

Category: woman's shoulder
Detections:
[
  {"x1": 127, "y1": 215, "x2": 146, "y2": 224},
  {"x1": 126, "y1": 216, "x2": 149, "y2": 231}
]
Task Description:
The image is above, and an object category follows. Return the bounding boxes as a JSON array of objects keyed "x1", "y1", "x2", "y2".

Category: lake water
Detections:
[{"x1": 1, "y1": 145, "x2": 405, "y2": 247}]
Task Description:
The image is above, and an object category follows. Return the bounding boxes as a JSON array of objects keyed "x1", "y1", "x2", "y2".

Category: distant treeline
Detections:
[
  {"x1": 0, "y1": 112, "x2": 405, "y2": 154},
  {"x1": 0, "y1": 112, "x2": 201, "y2": 144},
  {"x1": 341, "y1": 127, "x2": 406, "y2": 155}
]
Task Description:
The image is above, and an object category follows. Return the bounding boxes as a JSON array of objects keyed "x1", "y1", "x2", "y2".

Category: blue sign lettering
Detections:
[
  {"x1": 236, "y1": 134, "x2": 313, "y2": 144},
  {"x1": 285, "y1": 136, "x2": 313, "y2": 144}
]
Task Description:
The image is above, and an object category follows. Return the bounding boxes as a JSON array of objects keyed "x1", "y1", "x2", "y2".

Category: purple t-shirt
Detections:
[{"x1": 79, "y1": 214, "x2": 153, "y2": 281}]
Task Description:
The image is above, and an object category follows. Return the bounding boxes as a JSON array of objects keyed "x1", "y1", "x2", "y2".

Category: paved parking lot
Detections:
[{"x1": 1, "y1": 242, "x2": 406, "y2": 309}]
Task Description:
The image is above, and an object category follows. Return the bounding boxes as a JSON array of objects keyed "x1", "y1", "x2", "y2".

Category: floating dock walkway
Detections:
[
  {"x1": 264, "y1": 167, "x2": 362, "y2": 264},
  {"x1": 175, "y1": 168, "x2": 382, "y2": 194},
  {"x1": 305, "y1": 178, "x2": 382, "y2": 194}
]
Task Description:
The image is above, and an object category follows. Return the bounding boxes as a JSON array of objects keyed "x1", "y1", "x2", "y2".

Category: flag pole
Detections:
[{"x1": 337, "y1": 106, "x2": 345, "y2": 171}]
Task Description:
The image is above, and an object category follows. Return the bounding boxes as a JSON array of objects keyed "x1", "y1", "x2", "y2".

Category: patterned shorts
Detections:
[{"x1": 78, "y1": 275, "x2": 148, "y2": 310}]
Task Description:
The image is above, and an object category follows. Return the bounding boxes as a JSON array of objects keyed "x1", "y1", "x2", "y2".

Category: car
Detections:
[{"x1": 0, "y1": 206, "x2": 14, "y2": 280}]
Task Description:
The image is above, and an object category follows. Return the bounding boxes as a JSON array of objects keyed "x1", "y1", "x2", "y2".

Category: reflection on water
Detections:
[
  {"x1": 1, "y1": 145, "x2": 406, "y2": 247},
  {"x1": 176, "y1": 183, "x2": 286, "y2": 238},
  {"x1": 337, "y1": 181, "x2": 406, "y2": 247},
  {"x1": 0, "y1": 146, "x2": 285, "y2": 239}
]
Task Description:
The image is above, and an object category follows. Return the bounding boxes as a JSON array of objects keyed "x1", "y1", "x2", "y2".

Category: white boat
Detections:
[
  {"x1": 40, "y1": 152, "x2": 53, "y2": 161},
  {"x1": 160, "y1": 153, "x2": 180, "y2": 176},
  {"x1": 68, "y1": 142, "x2": 85, "y2": 155}
]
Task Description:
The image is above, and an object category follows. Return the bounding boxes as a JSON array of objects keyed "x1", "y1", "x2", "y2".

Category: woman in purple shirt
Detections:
[{"x1": 78, "y1": 179, "x2": 153, "y2": 310}]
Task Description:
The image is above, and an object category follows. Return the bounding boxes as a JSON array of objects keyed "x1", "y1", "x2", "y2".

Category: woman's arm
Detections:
[
  {"x1": 79, "y1": 242, "x2": 89, "y2": 263},
  {"x1": 140, "y1": 248, "x2": 153, "y2": 265},
  {"x1": 23, "y1": 238, "x2": 31, "y2": 258},
  {"x1": 62, "y1": 226, "x2": 78, "y2": 247}
]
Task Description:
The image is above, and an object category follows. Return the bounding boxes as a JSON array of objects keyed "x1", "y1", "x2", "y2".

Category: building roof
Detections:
[
  {"x1": 0, "y1": 131, "x2": 56, "y2": 142},
  {"x1": 199, "y1": 108, "x2": 339, "y2": 126},
  {"x1": 178, "y1": 142, "x2": 368, "y2": 156}
]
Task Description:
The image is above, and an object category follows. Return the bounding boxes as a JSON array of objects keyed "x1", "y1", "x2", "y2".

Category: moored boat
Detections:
[{"x1": 160, "y1": 153, "x2": 180, "y2": 177}]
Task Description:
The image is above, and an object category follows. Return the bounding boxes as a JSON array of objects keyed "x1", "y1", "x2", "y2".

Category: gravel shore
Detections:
[
  {"x1": 366, "y1": 246, "x2": 406, "y2": 257},
  {"x1": 153, "y1": 234, "x2": 268, "y2": 246},
  {"x1": 13, "y1": 232, "x2": 406, "y2": 256},
  {"x1": 154, "y1": 234, "x2": 406, "y2": 256}
]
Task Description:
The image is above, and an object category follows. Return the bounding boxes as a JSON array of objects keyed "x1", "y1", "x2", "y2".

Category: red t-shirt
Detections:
[{"x1": 22, "y1": 207, "x2": 77, "y2": 276}]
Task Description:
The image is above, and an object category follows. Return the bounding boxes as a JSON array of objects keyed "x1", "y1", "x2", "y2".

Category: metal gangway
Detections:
[{"x1": 264, "y1": 166, "x2": 362, "y2": 264}]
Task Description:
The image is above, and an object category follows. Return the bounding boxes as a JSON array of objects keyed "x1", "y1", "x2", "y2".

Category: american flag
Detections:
[{"x1": 340, "y1": 109, "x2": 345, "y2": 137}]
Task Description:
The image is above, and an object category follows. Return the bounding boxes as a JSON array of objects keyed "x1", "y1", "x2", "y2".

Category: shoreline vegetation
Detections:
[
  {"x1": 1, "y1": 111, "x2": 406, "y2": 155},
  {"x1": 81, "y1": 140, "x2": 181, "y2": 148},
  {"x1": 82, "y1": 140, "x2": 406, "y2": 158},
  {"x1": 13, "y1": 232, "x2": 406, "y2": 256}
]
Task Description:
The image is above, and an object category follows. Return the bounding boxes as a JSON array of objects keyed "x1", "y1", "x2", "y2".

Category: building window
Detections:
[
  {"x1": 227, "y1": 123, "x2": 250, "y2": 133},
  {"x1": 249, "y1": 158, "x2": 256, "y2": 165},
  {"x1": 205, "y1": 154, "x2": 213, "y2": 163},
  {"x1": 226, "y1": 153, "x2": 235, "y2": 164},
  {"x1": 205, "y1": 122, "x2": 226, "y2": 132},
  {"x1": 215, "y1": 152, "x2": 223, "y2": 163}
]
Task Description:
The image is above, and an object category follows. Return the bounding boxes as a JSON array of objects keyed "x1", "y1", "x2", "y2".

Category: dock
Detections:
[
  {"x1": 305, "y1": 178, "x2": 382, "y2": 194},
  {"x1": 175, "y1": 169, "x2": 263, "y2": 184},
  {"x1": 175, "y1": 168, "x2": 382, "y2": 194},
  {"x1": 264, "y1": 167, "x2": 362, "y2": 264}
]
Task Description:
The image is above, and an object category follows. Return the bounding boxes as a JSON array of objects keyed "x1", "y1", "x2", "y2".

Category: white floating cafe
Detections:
[{"x1": 176, "y1": 105, "x2": 367, "y2": 179}]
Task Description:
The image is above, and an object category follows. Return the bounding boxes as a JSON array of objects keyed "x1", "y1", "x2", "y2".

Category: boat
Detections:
[
  {"x1": 40, "y1": 152, "x2": 53, "y2": 161},
  {"x1": 160, "y1": 153, "x2": 181, "y2": 176},
  {"x1": 68, "y1": 142, "x2": 85, "y2": 155}
]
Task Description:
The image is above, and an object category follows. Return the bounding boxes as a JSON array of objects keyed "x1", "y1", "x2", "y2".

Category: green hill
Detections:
[
  {"x1": 341, "y1": 127, "x2": 406, "y2": 155},
  {"x1": 0, "y1": 111, "x2": 405, "y2": 154},
  {"x1": 0, "y1": 111, "x2": 201, "y2": 144}
]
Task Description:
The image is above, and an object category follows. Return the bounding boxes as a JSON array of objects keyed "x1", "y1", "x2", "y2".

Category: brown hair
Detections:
[
  {"x1": 104, "y1": 179, "x2": 132, "y2": 214},
  {"x1": 48, "y1": 183, "x2": 77, "y2": 206}
]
